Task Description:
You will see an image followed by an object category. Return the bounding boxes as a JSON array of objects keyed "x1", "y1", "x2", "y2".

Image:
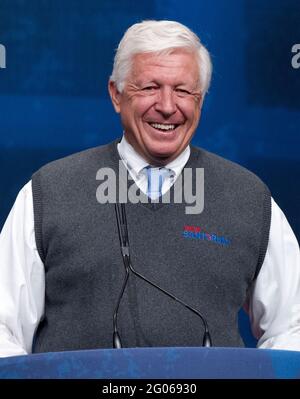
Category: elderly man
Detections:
[{"x1": 0, "y1": 20, "x2": 299, "y2": 357}]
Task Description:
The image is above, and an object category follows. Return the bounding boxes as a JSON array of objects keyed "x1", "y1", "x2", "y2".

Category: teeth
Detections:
[{"x1": 150, "y1": 123, "x2": 176, "y2": 131}]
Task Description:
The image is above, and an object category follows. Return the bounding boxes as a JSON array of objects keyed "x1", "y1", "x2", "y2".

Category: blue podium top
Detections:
[{"x1": 0, "y1": 347, "x2": 300, "y2": 379}]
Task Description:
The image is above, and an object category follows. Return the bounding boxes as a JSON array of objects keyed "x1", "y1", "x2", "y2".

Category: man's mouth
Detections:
[{"x1": 148, "y1": 122, "x2": 179, "y2": 132}]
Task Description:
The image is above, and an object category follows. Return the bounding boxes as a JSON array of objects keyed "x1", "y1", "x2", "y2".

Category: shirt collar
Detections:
[{"x1": 117, "y1": 135, "x2": 191, "y2": 179}]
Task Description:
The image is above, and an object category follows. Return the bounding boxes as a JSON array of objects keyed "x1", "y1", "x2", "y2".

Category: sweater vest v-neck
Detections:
[{"x1": 31, "y1": 139, "x2": 271, "y2": 352}]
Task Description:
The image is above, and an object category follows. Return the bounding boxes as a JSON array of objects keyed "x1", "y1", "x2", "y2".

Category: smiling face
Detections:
[{"x1": 109, "y1": 49, "x2": 203, "y2": 165}]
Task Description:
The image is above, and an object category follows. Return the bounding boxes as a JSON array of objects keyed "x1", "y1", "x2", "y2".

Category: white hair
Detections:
[{"x1": 110, "y1": 20, "x2": 212, "y2": 95}]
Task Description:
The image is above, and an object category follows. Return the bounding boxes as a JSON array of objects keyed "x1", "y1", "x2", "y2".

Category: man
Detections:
[{"x1": 0, "y1": 20, "x2": 299, "y2": 357}]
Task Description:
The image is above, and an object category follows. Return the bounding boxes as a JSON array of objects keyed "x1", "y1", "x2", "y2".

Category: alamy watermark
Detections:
[
  {"x1": 0, "y1": 44, "x2": 6, "y2": 69},
  {"x1": 96, "y1": 161, "x2": 204, "y2": 215},
  {"x1": 291, "y1": 44, "x2": 300, "y2": 69}
]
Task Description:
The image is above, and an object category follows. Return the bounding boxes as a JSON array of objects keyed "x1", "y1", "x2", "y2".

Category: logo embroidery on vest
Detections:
[{"x1": 182, "y1": 225, "x2": 231, "y2": 246}]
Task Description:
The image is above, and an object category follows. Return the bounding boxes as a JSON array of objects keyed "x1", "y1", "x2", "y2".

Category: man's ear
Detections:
[{"x1": 108, "y1": 81, "x2": 121, "y2": 113}]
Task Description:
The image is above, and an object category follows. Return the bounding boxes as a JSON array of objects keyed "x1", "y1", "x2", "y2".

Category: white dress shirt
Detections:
[{"x1": 0, "y1": 136, "x2": 300, "y2": 357}]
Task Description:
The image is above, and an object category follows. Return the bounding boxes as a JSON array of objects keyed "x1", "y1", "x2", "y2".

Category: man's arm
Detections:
[
  {"x1": 0, "y1": 181, "x2": 45, "y2": 357},
  {"x1": 246, "y1": 198, "x2": 300, "y2": 350}
]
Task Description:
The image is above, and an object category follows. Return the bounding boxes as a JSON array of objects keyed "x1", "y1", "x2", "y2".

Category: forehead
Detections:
[{"x1": 130, "y1": 50, "x2": 199, "y2": 86}]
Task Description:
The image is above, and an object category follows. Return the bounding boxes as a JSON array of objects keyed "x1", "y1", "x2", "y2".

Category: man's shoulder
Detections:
[
  {"x1": 33, "y1": 139, "x2": 120, "y2": 178},
  {"x1": 191, "y1": 145, "x2": 268, "y2": 189}
]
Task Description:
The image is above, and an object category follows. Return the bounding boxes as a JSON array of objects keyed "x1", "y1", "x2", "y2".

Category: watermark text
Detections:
[
  {"x1": 0, "y1": 44, "x2": 6, "y2": 69},
  {"x1": 291, "y1": 44, "x2": 300, "y2": 69},
  {"x1": 96, "y1": 161, "x2": 204, "y2": 215}
]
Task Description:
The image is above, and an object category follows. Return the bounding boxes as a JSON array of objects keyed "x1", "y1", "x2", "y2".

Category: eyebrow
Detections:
[{"x1": 137, "y1": 79, "x2": 198, "y2": 89}]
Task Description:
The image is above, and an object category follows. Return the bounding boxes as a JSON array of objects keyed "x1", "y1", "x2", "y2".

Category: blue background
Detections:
[{"x1": 0, "y1": 0, "x2": 299, "y2": 348}]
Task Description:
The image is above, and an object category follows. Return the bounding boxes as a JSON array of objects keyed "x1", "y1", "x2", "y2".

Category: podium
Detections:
[{"x1": 0, "y1": 347, "x2": 300, "y2": 379}]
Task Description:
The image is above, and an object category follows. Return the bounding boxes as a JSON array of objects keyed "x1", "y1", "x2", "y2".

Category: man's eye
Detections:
[
  {"x1": 142, "y1": 86, "x2": 157, "y2": 91},
  {"x1": 176, "y1": 88, "x2": 190, "y2": 94}
]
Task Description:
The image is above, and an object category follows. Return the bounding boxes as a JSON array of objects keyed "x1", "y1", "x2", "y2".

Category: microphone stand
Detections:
[{"x1": 113, "y1": 202, "x2": 212, "y2": 349}]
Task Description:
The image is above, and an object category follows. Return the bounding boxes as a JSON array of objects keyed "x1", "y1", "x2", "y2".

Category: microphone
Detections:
[
  {"x1": 113, "y1": 202, "x2": 130, "y2": 349},
  {"x1": 113, "y1": 202, "x2": 213, "y2": 349}
]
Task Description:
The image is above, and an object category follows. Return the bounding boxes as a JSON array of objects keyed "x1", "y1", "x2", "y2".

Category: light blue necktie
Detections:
[{"x1": 145, "y1": 166, "x2": 171, "y2": 200}]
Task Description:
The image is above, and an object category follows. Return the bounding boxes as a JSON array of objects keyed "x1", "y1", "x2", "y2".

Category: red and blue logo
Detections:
[{"x1": 182, "y1": 225, "x2": 231, "y2": 246}]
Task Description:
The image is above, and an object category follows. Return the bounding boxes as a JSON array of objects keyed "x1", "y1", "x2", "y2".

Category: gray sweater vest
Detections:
[{"x1": 31, "y1": 139, "x2": 271, "y2": 352}]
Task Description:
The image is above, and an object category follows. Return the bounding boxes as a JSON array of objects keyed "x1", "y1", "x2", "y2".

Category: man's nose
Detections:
[{"x1": 154, "y1": 87, "x2": 177, "y2": 116}]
